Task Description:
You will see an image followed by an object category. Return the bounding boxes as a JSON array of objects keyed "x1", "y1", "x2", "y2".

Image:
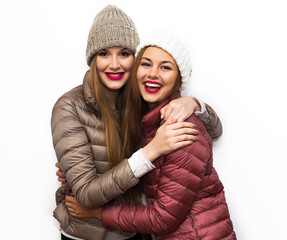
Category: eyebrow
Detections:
[
  {"x1": 141, "y1": 57, "x2": 175, "y2": 66},
  {"x1": 101, "y1": 48, "x2": 130, "y2": 51}
]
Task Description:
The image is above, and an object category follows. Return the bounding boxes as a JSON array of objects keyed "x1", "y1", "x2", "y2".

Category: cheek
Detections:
[
  {"x1": 161, "y1": 74, "x2": 178, "y2": 95},
  {"x1": 136, "y1": 67, "x2": 145, "y2": 81},
  {"x1": 166, "y1": 73, "x2": 178, "y2": 86},
  {"x1": 122, "y1": 57, "x2": 134, "y2": 71},
  {"x1": 136, "y1": 70, "x2": 144, "y2": 89},
  {"x1": 95, "y1": 58, "x2": 106, "y2": 71}
]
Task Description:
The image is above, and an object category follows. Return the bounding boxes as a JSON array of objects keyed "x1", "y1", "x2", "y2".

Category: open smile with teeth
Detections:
[{"x1": 144, "y1": 81, "x2": 162, "y2": 93}]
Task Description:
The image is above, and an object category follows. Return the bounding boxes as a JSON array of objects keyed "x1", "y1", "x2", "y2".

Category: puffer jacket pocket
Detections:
[{"x1": 53, "y1": 201, "x2": 70, "y2": 230}]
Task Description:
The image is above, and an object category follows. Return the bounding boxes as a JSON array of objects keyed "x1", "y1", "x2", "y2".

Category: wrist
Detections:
[
  {"x1": 192, "y1": 97, "x2": 201, "y2": 112},
  {"x1": 92, "y1": 208, "x2": 102, "y2": 220},
  {"x1": 142, "y1": 142, "x2": 159, "y2": 163}
]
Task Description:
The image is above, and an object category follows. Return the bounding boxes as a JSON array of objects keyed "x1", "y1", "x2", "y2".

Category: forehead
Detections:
[
  {"x1": 101, "y1": 47, "x2": 132, "y2": 53},
  {"x1": 143, "y1": 47, "x2": 176, "y2": 64}
]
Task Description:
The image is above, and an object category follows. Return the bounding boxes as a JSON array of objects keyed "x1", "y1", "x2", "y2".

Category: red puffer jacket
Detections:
[{"x1": 102, "y1": 92, "x2": 236, "y2": 240}]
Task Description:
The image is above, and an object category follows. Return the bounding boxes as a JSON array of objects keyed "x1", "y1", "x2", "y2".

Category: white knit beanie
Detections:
[{"x1": 136, "y1": 33, "x2": 192, "y2": 89}]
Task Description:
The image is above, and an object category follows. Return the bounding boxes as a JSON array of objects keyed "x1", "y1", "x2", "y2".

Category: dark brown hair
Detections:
[{"x1": 120, "y1": 46, "x2": 182, "y2": 205}]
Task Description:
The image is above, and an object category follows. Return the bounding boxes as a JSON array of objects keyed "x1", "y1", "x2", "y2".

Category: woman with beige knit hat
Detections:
[{"x1": 51, "y1": 5, "x2": 223, "y2": 240}]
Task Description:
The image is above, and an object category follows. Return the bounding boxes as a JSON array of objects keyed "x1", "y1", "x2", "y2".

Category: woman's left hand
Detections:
[
  {"x1": 65, "y1": 194, "x2": 102, "y2": 219},
  {"x1": 55, "y1": 162, "x2": 66, "y2": 185},
  {"x1": 160, "y1": 96, "x2": 201, "y2": 123}
]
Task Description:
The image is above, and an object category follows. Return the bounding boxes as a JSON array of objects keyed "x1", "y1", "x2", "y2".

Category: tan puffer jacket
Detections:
[
  {"x1": 51, "y1": 72, "x2": 138, "y2": 239},
  {"x1": 51, "y1": 71, "x2": 223, "y2": 240}
]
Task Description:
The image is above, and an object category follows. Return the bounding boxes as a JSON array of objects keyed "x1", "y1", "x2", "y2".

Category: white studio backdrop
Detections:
[{"x1": 1, "y1": 0, "x2": 286, "y2": 239}]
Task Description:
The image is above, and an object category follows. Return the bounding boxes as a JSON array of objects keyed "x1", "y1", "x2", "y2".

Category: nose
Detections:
[
  {"x1": 148, "y1": 66, "x2": 159, "y2": 79},
  {"x1": 109, "y1": 55, "x2": 120, "y2": 70}
]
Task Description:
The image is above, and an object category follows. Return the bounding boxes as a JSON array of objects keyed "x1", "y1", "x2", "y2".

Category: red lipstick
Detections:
[
  {"x1": 144, "y1": 81, "x2": 162, "y2": 94},
  {"x1": 105, "y1": 72, "x2": 124, "y2": 80}
]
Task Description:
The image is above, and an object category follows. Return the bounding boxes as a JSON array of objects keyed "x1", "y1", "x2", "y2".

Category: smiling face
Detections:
[
  {"x1": 137, "y1": 46, "x2": 180, "y2": 108},
  {"x1": 95, "y1": 47, "x2": 134, "y2": 91}
]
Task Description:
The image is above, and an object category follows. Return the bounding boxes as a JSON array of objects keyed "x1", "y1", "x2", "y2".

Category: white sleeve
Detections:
[
  {"x1": 128, "y1": 148, "x2": 155, "y2": 178},
  {"x1": 194, "y1": 99, "x2": 209, "y2": 122}
]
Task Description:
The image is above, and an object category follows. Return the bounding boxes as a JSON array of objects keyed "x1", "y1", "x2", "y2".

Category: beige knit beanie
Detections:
[{"x1": 86, "y1": 5, "x2": 140, "y2": 66}]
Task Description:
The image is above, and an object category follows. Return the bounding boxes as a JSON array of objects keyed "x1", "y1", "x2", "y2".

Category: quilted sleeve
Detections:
[
  {"x1": 51, "y1": 96, "x2": 139, "y2": 208},
  {"x1": 203, "y1": 103, "x2": 223, "y2": 140},
  {"x1": 101, "y1": 116, "x2": 212, "y2": 235}
]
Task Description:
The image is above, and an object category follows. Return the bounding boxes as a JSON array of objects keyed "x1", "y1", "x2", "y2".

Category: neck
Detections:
[
  {"x1": 148, "y1": 102, "x2": 160, "y2": 110},
  {"x1": 147, "y1": 90, "x2": 178, "y2": 111}
]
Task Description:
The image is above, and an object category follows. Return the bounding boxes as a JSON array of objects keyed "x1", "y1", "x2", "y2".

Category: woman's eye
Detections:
[
  {"x1": 121, "y1": 51, "x2": 131, "y2": 57},
  {"x1": 161, "y1": 66, "x2": 171, "y2": 70},
  {"x1": 141, "y1": 62, "x2": 151, "y2": 67},
  {"x1": 98, "y1": 51, "x2": 108, "y2": 56}
]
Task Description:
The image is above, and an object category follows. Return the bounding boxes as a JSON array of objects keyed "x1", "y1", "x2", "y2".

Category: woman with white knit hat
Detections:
[
  {"x1": 52, "y1": 5, "x2": 223, "y2": 240},
  {"x1": 91, "y1": 33, "x2": 236, "y2": 239}
]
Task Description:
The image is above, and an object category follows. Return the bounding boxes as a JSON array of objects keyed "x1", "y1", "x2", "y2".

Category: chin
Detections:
[
  {"x1": 107, "y1": 82, "x2": 126, "y2": 90},
  {"x1": 144, "y1": 97, "x2": 158, "y2": 104}
]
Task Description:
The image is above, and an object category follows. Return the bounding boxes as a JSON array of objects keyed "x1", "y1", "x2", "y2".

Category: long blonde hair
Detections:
[
  {"x1": 119, "y1": 48, "x2": 149, "y2": 206},
  {"x1": 89, "y1": 55, "x2": 144, "y2": 205},
  {"x1": 89, "y1": 57, "x2": 125, "y2": 169}
]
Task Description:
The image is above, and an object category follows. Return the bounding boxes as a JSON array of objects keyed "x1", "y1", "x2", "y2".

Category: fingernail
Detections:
[
  {"x1": 196, "y1": 130, "x2": 199, "y2": 134},
  {"x1": 193, "y1": 124, "x2": 196, "y2": 128},
  {"x1": 160, "y1": 114, "x2": 163, "y2": 119},
  {"x1": 195, "y1": 136, "x2": 198, "y2": 140}
]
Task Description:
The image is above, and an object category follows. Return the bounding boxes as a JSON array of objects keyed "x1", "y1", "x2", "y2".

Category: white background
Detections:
[{"x1": 1, "y1": 0, "x2": 286, "y2": 239}]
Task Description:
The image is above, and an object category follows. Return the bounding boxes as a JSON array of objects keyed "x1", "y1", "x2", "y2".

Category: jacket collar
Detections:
[
  {"x1": 142, "y1": 91, "x2": 181, "y2": 135},
  {"x1": 83, "y1": 71, "x2": 99, "y2": 111}
]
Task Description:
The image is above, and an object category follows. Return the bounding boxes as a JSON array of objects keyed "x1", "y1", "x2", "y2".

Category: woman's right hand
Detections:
[
  {"x1": 55, "y1": 162, "x2": 66, "y2": 185},
  {"x1": 65, "y1": 194, "x2": 102, "y2": 219},
  {"x1": 142, "y1": 120, "x2": 198, "y2": 162}
]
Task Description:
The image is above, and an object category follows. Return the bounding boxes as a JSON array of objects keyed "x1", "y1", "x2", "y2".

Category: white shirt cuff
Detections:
[
  {"x1": 128, "y1": 149, "x2": 155, "y2": 178},
  {"x1": 194, "y1": 100, "x2": 209, "y2": 122}
]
